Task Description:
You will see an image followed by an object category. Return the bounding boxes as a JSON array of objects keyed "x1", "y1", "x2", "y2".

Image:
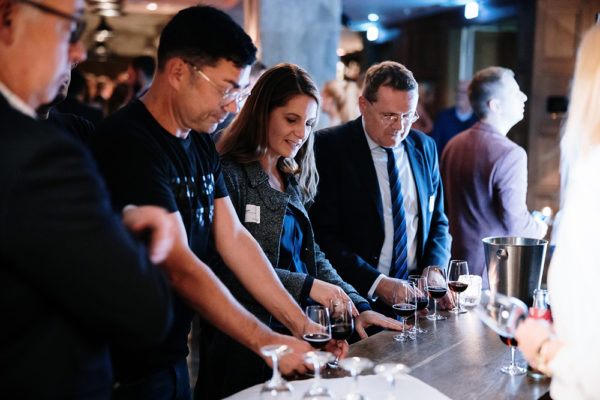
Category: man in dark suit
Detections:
[
  {"x1": 310, "y1": 61, "x2": 452, "y2": 316},
  {"x1": 0, "y1": 0, "x2": 174, "y2": 397},
  {"x1": 441, "y1": 67, "x2": 547, "y2": 289}
]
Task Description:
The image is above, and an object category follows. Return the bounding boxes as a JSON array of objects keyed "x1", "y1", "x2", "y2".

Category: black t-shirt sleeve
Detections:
[
  {"x1": 92, "y1": 116, "x2": 179, "y2": 213},
  {"x1": 205, "y1": 134, "x2": 228, "y2": 200}
]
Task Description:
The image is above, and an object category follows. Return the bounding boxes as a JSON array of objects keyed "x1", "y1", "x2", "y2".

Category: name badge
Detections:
[
  {"x1": 245, "y1": 204, "x2": 260, "y2": 224},
  {"x1": 429, "y1": 195, "x2": 435, "y2": 212}
]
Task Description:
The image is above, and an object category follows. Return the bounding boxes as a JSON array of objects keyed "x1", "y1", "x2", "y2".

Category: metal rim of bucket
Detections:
[{"x1": 482, "y1": 236, "x2": 548, "y2": 247}]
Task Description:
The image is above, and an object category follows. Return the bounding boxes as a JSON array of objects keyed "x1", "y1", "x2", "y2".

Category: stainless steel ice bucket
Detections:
[{"x1": 482, "y1": 237, "x2": 548, "y2": 305}]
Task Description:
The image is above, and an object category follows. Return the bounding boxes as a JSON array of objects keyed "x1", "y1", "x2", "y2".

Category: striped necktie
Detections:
[{"x1": 384, "y1": 147, "x2": 408, "y2": 280}]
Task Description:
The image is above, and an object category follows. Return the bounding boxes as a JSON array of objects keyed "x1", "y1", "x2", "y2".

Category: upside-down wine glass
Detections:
[
  {"x1": 338, "y1": 357, "x2": 374, "y2": 400},
  {"x1": 374, "y1": 363, "x2": 412, "y2": 400},
  {"x1": 302, "y1": 351, "x2": 335, "y2": 399},
  {"x1": 259, "y1": 344, "x2": 294, "y2": 399}
]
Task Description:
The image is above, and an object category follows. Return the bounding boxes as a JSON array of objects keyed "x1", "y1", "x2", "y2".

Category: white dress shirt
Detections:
[
  {"x1": 362, "y1": 119, "x2": 419, "y2": 297},
  {"x1": 0, "y1": 81, "x2": 37, "y2": 118}
]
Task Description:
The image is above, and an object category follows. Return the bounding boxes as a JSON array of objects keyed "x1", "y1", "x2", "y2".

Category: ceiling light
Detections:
[
  {"x1": 464, "y1": 1, "x2": 479, "y2": 19},
  {"x1": 94, "y1": 16, "x2": 114, "y2": 42},
  {"x1": 366, "y1": 25, "x2": 379, "y2": 42},
  {"x1": 367, "y1": 13, "x2": 379, "y2": 22},
  {"x1": 146, "y1": 2, "x2": 157, "y2": 11}
]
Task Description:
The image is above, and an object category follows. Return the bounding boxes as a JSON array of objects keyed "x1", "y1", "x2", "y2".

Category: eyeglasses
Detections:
[
  {"x1": 17, "y1": 0, "x2": 86, "y2": 44},
  {"x1": 183, "y1": 60, "x2": 251, "y2": 109},
  {"x1": 367, "y1": 100, "x2": 419, "y2": 126}
]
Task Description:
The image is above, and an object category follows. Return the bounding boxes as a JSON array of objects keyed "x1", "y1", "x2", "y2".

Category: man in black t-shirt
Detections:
[{"x1": 92, "y1": 7, "x2": 315, "y2": 399}]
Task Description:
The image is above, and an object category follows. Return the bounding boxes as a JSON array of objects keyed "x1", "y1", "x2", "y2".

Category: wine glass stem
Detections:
[
  {"x1": 510, "y1": 346, "x2": 516, "y2": 367},
  {"x1": 433, "y1": 299, "x2": 438, "y2": 316},
  {"x1": 414, "y1": 310, "x2": 419, "y2": 330},
  {"x1": 402, "y1": 318, "x2": 406, "y2": 334},
  {"x1": 352, "y1": 370, "x2": 359, "y2": 393},
  {"x1": 456, "y1": 293, "x2": 461, "y2": 310},
  {"x1": 313, "y1": 360, "x2": 322, "y2": 387},
  {"x1": 271, "y1": 354, "x2": 282, "y2": 384}
]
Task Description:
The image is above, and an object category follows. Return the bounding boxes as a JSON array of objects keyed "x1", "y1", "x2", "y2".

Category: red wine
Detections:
[
  {"x1": 392, "y1": 303, "x2": 417, "y2": 318},
  {"x1": 409, "y1": 298, "x2": 429, "y2": 311},
  {"x1": 331, "y1": 323, "x2": 354, "y2": 340},
  {"x1": 499, "y1": 335, "x2": 518, "y2": 347},
  {"x1": 448, "y1": 281, "x2": 468, "y2": 293},
  {"x1": 427, "y1": 286, "x2": 447, "y2": 299},
  {"x1": 302, "y1": 333, "x2": 331, "y2": 348}
]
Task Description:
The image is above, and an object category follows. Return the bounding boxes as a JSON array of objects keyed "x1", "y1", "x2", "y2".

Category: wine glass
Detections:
[
  {"x1": 374, "y1": 363, "x2": 412, "y2": 400},
  {"x1": 302, "y1": 351, "x2": 335, "y2": 399},
  {"x1": 328, "y1": 298, "x2": 354, "y2": 367},
  {"x1": 392, "y1": 281, "x2": 416, "y2": 342},
  {"x1": 338, "y1": 357, "x2": 374, "y2": 400},
  {"x1": 474, "y1": 290, "x2": 528, "y2": 375},
  {"x1": 302, "y1": 305, "x2": 331, "y2": 350},
  {"x1": 425, "y1": 266, "x2": 447, "y2": 321},
  {"x1": 447, "y1": 260, "x2": 469, "y2": 314},
  {"x1": 259, "y1": 344, "x2": 294, "y2": 399},
  {"x1": 408, "y1": 275, "x2": 428, "y2": 334}
]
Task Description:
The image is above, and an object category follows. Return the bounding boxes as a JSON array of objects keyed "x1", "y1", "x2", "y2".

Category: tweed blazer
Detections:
[{"x1": 212, "y1": 158, "x2": 369, "y2": 322}]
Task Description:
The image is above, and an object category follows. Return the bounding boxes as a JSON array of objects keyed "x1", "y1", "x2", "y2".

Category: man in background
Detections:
[{"x1": 441, "y1": 67, "x2": 547, "y2": 289}]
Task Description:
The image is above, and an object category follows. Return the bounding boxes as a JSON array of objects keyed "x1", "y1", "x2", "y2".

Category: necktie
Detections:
[{"x1": 384, "y1": 147, "x2": 408, "y2": 280}]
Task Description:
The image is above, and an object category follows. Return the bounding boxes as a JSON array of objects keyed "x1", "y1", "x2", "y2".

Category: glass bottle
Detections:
[{"x1": 527, "y1": 288, "x2": 552, "y2": 380}]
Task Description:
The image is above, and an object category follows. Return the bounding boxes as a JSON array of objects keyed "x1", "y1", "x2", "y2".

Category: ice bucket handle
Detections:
[{"x1": 496, "y1": 248, "x2": 508, "y2": 260}]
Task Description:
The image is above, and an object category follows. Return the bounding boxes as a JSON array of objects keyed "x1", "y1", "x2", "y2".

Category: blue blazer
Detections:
[{"x1": 309, "y1": 117, "x2": 451, "y2": 297}]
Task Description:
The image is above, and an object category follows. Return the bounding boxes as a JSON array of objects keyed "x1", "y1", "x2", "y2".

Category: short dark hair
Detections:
[
  {"x1": 218, "y1": 63, "x2": 320, "y2": 202},
  {"x1": 362, "y1": 61, "x2": 417, "y2": 103},
  {"x1": 469, "y1": 66, "x2": 513, "y2": 119},
  {"x1": 131, "y1": 56, "x2": 156, "y2": 80},
  {"x1": 157, "y1": 6, "x2": 257, "y2": 70}
]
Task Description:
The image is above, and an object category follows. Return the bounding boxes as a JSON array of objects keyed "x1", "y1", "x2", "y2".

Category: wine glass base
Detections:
[
  {"x1": 410, "y1": 326, "x2": 428, "y2": 334},
  {"x1": 426, "y1": 313, "x2": 447, "y2": 321},
  {"x1": 302, "y1": 385, "x2": 334, "y2": 399},
  {"x1": 260, "y1": 381, "x2": 293, "y2": 398},
  {"x1": 345, "y1": 393, "x2": 368, "y2": 400},
  {"x1": 500, "y1": 365, "x2": 527, "y2": 375},
  {"x1": 393, "y1": 332, "x2": 415, "y2": 342},
  {"x1": 450, "y1": 307, "x2": 468, "y2": 314}
]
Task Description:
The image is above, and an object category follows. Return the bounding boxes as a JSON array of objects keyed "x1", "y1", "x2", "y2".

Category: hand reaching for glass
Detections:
[
  {"x1": 309, "y1": 280, "x2": 358, "y2": 317},
  {"x1": 261, "y1": 333, "x2": 314, "y2": 376},
  {"x1": 354, "y1": 310, "x2": 404, "y2": 339}
]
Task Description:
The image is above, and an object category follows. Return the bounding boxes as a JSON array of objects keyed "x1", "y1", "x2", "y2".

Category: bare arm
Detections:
[
  {"x1": 212, "y1": 197, "x2": 307, "y2": 336},
  {"x1": 160, "y1": 212, "x2": 312, "y2": 373}
]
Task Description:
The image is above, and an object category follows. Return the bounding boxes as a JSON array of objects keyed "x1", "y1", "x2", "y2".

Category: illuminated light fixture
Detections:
[
  {"x1": 336, "y1": 48, "x2": 345, "y2": 57},
  {"x1": 93, "y1": 16, "x2": 114, "y2": 42},
  {"x1": 464, "y1": 1, "x2": 479, "y2": 19},
  {"x1": 146, "y1": 2, "x2": 157, "y2": 11},
  {"x1": 368, "y1": 13, "x2": 379, "y2": 22},
  {"x1": 366, "y1": 25, "x2": 379, "y2": 41}
]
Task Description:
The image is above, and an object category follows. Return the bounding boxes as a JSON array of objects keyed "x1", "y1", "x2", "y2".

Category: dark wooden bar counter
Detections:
[{"x1": 345, "y1": 310, "x2": 551, "y2": 400}]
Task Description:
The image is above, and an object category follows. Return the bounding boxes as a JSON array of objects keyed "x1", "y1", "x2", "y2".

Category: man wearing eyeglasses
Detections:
[
  {"x1": 91, "y1": 6, "x2": 315, "y2": 399},
  {"x1": 0, "y1": 0, "x2": 177, "y2": 398},
  {"x1": 310, "y1": 61, "x2": 452, "y2": 319}
]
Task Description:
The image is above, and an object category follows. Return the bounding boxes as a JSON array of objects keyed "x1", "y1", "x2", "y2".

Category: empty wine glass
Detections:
[
  {"x1": 259, "y1": 344, "x2": 293, "y2": 399},
  {"x1": 425, "y1": 266, "x2": 447, "y2": 321},
  {"x1": 303, "y1": 305, "x2": 331, "y2": 350},
  {"x1": 408, "y1": 275, "x2": 428, "y2": 334},
  {"x1": 328, "y1": 298, "x2": 354, "y2": 367},
  {"x1": 302, "y1": 351, "x2": 335, "y2": 399},
  {"x1": 474, "y1": 290, "x2": 528, "y2": 375},
  {"x1": 392, "y1": 281, "x2": 416, "y2": 342},
  {"x1": 338, "y1": 357, "x2": 374, "y2": 400},
  {"x1": 447, "y1": 260, "x2": 469, "y2": 314},
  {"x1": 374, "y1": 363, "x2": 412, "y2": 400}
]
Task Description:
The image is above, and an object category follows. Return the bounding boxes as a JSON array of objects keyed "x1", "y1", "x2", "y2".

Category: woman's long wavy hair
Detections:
[
  {"x1": 217, "y1": 63, "x2": 321, "y2": 203},
  {"x1": 560, "y1": 24, "x2": 600, "y2": 198}
]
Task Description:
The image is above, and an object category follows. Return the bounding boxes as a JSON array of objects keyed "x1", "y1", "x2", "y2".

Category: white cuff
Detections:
[{"x1": 368, "y1": 274, "x2": 386, "y2": 300}]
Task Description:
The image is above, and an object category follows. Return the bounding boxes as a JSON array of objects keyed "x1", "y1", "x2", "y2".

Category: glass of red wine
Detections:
[
  {"x1": 328, "y1": 298, "x2": 354, "y2": 368},
  {"x1": 425, "y1": 266, "x2": 447, "y2": 321},
  {"x1": 408, "y1": 275, "x2": 428, "y2": 334},
  {"x1": 302, "y1": 305, "x2": 331, "y2": 350},
  {"x1": 447, "y1": 260, "x2": 469, "y2": 314},
  {"x1": 392, "y1": 281, "x2": 416, "y2": 342}
]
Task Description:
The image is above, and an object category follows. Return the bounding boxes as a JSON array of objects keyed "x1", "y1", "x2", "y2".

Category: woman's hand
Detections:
[
  {"x1": 309, "y1": 280, "x2": 358, "y2": 316},
  {"x1": 515, "y1": 318, "x2": 553, "y2": 367}
]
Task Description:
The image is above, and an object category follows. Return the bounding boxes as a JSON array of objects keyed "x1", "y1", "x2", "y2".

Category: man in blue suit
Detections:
[{"x1": 310, "y1": 61, "x2": 452, "y2": 316}]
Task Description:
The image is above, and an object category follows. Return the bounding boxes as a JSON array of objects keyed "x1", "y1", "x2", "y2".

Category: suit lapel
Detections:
[{"x1": 346, "y1": 118, "x2": 384, "y2": 228}]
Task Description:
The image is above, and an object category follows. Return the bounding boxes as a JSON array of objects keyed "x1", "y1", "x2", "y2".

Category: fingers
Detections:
[{"x1": 354, "y1": 318, "x2": 368, "y2": 339}]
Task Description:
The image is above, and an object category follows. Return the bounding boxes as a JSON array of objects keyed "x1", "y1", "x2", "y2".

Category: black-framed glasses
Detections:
[
  {"x1": 17, "y1": 0, "x2": 86, "y2": 44},
  {"x1": 367, "y1": 100, "x2": 419, "y2": 126},
  {"x1": 183, "y1": 59, "x2": 251, "y2": 109}
]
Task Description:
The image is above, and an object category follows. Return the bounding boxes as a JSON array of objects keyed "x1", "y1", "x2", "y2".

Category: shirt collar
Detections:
[{"x1": 0, "y1": 81, "x2": 37, "y2": 119}]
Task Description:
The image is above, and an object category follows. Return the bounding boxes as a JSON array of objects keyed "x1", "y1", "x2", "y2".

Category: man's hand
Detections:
[
  {"x1": 355, "y1": 310, "x2": 404, "y2": 339},
  {"x1": 515, "y1": 318, "x2": 553, "y2": 367},
  {"x1": 437, "y1": 292, "x2": 455, "y2": 310},
  {"x1": 374, "y1": 277, "x2": 414, "y2": 306},
  {"x1": 324, "y1": 339, "x2": 349, "y2": 360},
  {"x1": 309, "y1": 280, "x2": 358, "y2": 316},
  {"x1": 122, "y1": 205, "x2": 175, "y2": 264}
]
